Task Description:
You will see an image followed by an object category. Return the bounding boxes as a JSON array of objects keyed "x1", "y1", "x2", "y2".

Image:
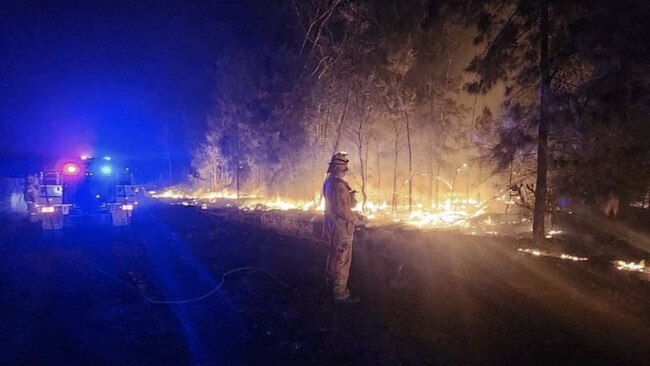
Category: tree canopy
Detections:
[{"x1": 190, "y1": 0, "x2": 649, "y2": 237}]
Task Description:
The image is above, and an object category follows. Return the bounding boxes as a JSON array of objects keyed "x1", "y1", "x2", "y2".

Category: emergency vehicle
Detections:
[{"x1": 28, "y1": 156, "x2": 137, "y2": 229}]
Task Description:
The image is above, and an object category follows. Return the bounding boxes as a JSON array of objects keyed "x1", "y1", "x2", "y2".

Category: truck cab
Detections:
[
  {"x1": 107, "y1": 170, "x2": 137, "y2": 226},
  {"x1": 31, "y1": 171, "x2": 71, "y2": 230},
  {"x1": 28, "y1": 156, "x2": 137, "y2": 230}
]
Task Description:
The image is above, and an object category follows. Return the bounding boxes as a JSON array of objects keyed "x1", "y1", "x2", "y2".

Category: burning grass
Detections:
[
  {"x1": 150, "y1": 188, "x2": 494, "y2": 231},
  {"x1": 149, "y1": 188, "x2": 650, "y2": 280},
  {"x1": 518, "y1": 248, "x2": 589, "y2": 262},
  {"x1": 149, "y1": 188, "x2": 577, "y2": 240},
  {"x1": 614, "y1": 260, "x2": 646, "y2": 272}
]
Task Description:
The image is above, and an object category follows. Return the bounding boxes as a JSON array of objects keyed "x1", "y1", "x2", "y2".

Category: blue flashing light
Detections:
[
  {"x1": 100, "y1": 165, "x2": 113, "y2": 175},
  {"x1": 103, "y1": 156, "x2": 112, "y2": 161}
]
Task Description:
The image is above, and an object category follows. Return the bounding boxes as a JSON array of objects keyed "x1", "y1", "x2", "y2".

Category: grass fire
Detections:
[{"x1": 1, "y1": 0, "x2": 650, "y2": 364}]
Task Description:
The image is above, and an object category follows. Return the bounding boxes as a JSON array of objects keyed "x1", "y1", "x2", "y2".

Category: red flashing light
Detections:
[{"x1": 62, "y1": 163, "x2": 80, "y2": 175}]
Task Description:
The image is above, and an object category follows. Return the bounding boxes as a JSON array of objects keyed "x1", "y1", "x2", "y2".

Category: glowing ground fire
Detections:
[
  {"x1": 151, "y1": 188, "x2": 486, "y2": 229},
  {"x1": 150, "y1": 188, "x2": 650, "y2": 276}
]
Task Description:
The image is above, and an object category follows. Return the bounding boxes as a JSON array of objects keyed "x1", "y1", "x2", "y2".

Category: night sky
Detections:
[{"x1": 0, "y1": 0, "x2": 228, "y2": 181}]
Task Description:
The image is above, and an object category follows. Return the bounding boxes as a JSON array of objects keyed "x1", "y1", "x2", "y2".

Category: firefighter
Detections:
[
  {"x1": 322, "y1": 152, "x2": 365, "y2": 304},
  {"x1": 23, "y1": 174, "x2": 38, "y2": 217}
]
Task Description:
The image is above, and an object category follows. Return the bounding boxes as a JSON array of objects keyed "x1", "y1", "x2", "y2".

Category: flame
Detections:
[
  {"x1": 152, "y1": 187, "x2": 650, "y2": 274},
  {"x1": 519, "y1": 248, "x2": 543, "y2": 256},
  {"x1": 404, "y1": 209, "x2": 467, "y2": 228},
  {"x1": 151, "y1": 188, "x2": 501, "y2": 230},
  {"x1": 152, "y1": 189, "x2": 190, "y2": 199},
  {"x1": 614, "y1": 260, "x2": 646, "y2": 272},
  {"x1": 559, "y1": 253, "x2": 588, "y2": 262},
  {"x1": 545, "y1": 229, "x2": 563, "y2": 238},
  {"x1": 201, "y1": 191, "x2": 242, "y2": 200},
  {"x1": 518, "y1": 248, "x2": 588, "y2": 261},
  {"x1": 151, "y1": 188, "x2": 256, "y2": 200},
  {"x1": 237, "y1": 194, "x2": 324, "y2": 212}
]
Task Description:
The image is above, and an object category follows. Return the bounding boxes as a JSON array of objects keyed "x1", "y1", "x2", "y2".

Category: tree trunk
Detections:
[
  {"x1": 236, "y1": 126, "x2": 241, "y2": 200},
  {"x1": 506, "y1": 162, "x2": 514, "y2": 214},
  {"x1": 364, "y1": 139, "x2": 370, "y2": 206},
  {"x1": 236, "y1": 162, "x2": 240, "y2": 200},
  {"x1": 477, "y1": 161, "x2": 482, "y2": 202},
  {"x1": 434, "y1": 164, "x2": 441, "y2": 208},
  {"x1": 332, "y1": 83, "x2": 351, "y2": 154},
  {"x1": 165, "y1": 149, "x2": 173, "y2": 185},
  {"x1": 358, "y1": 142, "x2": 366, "y2": 211},
  {"x1": 428, "y1": 89, "x2": 435, "y2": 209},
  {"x1": 357, "y1": 106, "x2": 367, "y2": 212},
  {"x1": 466, "y1": 169, "x2": 470, "y2": 205},
  {"x1": 471, "y1": 94, "x2": 478, "y2": 127},
  {"x1": 392, "y1": 121, "x2": 400, "y2": 213},
  {"x1": 405, "y1": 110, "x2": 413, "y2": 213},
  {"x1": 376, "y1": 144, "x2": 381, "y2": 202},
  {"x1": 471, "y1": 94, "x2": 479, "y2": 203},
  {"x1": 268, "y1": 168, "x2": 283, "y2": 198},
  {"x1": 212, "y1": 161, "x2": 218, "y2": 191},
  {"x1": 168, "y1": 158, "x2": 173, "y2": 185},
  {"x1": 533, "y1": 0, "x2": 550, "y2": 245},
  {"x1": 434, "y1": 59, "x2": 452, "y2": 209},
  {"x1": 219, "y1": 164, "x2": 225, "y2": 196},
  {"x1": 322, "y1": 80, "x2": 333, "y2": 144}
]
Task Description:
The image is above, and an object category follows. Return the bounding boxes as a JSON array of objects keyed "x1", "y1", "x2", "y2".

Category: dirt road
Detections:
[{"x1": 1, "y1": 204, "x2": 649, "y2": 365}]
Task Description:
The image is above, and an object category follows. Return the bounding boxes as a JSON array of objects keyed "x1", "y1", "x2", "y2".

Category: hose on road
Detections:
[{"x1": 74, "y1": 258, "x2": 301, "y2": 305}]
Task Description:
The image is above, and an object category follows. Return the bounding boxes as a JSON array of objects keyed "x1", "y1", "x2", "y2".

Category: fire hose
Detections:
[{"x1": 72, "y1": 258, "x2": 302, "y2": 305}]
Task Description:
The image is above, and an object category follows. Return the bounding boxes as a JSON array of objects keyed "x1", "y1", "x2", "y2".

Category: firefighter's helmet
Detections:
[{"x1": 327, "y1": 152, "x2": 349, "y2": 173}]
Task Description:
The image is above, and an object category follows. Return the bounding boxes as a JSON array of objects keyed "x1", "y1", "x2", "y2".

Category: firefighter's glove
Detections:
[{"x1": 355, "y1": 214, "x2": 368, "y2": 227}]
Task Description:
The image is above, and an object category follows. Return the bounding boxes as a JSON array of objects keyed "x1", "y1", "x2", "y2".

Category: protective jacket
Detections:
[
  {"x1": 23, "y1": 175, "x2": 38, "y2": 203},
  {"x1": 322, "y1": 177, "x2": 357, "y2": 240}
]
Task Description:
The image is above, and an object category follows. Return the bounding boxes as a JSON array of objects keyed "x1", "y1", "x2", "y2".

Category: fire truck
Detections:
[{"x1": 28, "y1": 156, "x2": 137, "y2": 229}]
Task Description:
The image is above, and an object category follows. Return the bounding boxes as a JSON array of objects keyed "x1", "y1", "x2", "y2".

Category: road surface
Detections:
[{"x1": 1, "y1": 204, "x2": 649, "y2": 365}]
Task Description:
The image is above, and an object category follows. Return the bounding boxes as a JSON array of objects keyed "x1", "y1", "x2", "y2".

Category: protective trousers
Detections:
[{"x1": 328, "y1": 235, "x2": 354, "y2": 300}]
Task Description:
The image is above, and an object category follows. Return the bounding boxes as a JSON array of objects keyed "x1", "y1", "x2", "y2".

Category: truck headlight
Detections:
[{"x1": 40, "y1": 206, "x2": 56, "y2": 214}]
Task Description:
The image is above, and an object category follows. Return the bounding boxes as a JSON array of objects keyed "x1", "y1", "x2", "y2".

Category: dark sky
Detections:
[{"x1": 0, "y1": 0, "x2": 224, "y2": 181}]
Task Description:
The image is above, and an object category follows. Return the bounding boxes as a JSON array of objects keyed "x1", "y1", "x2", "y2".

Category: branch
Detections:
[
  {"x1": 299, "y1": 3, "x2": 330, "y2": 54},
  {"x1": 310, "y1": 0, "x2": 342, "y2": 54}
]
